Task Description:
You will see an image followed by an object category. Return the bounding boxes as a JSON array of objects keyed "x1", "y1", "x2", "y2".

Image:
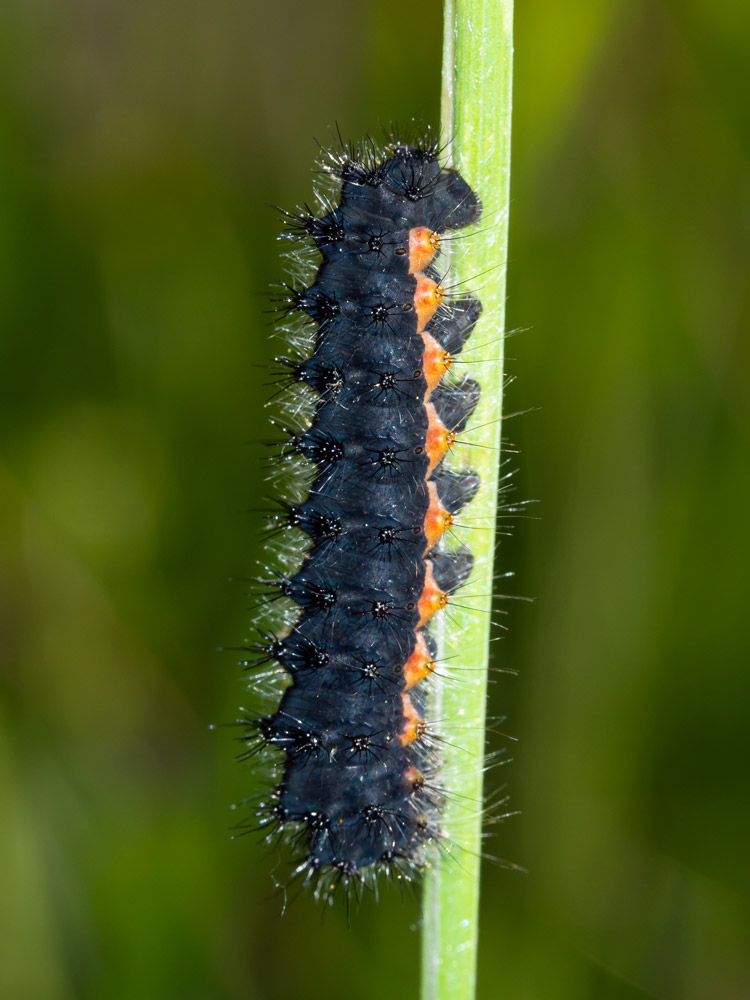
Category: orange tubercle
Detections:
[
  {"x1": 403, "y1": 632, "x2": 437, "y2": 690},
  {"x1": 414, "y1": 274, "x2": 445, "y2": 332},
  {"x1": 405, "y1": 766, "x2": 426, "y2": 791},
  {"x1": 400, "y1": 693, "x2": 427, "y2": 746},
  {"x1": 417, "y1": 560, "x2": 449, "y2": 627},
  {"x1": 408, "y1": 227, "x2": 440, "y2": 274},
  {"x1": 425, "y1": 402, "x2": 456, "y2": 473},
  {"x1": 424, "y1": 480, "x2": 453, "y2": 550},
  {"x1": 420, "y1": 330, "x2": 452, "y2": 395}
]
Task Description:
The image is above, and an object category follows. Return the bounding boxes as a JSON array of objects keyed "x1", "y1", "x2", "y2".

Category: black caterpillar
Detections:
[{"x1": 241, "y1": 136, "x2": 483, "y2": 896}]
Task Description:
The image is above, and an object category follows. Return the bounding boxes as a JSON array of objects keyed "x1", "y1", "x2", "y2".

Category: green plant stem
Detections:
[{"x1": 421, "y1": 2, "x2": 514, "y2": 999}]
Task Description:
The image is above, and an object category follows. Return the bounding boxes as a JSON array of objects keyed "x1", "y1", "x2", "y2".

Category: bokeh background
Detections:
[{"x1": 1, "y1": 1, "x2": 748, "y2": 997}]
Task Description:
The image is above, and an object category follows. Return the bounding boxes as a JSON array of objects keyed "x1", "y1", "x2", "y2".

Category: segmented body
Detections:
[{"x1": 249, "y1": 141, "x2": 483, "y2": 888}]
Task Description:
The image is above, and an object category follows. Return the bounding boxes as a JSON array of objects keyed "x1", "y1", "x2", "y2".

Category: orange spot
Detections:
[
  {"x1": 420, "y1": 331, "x2": 452, "y2": 395},
  {"x1": 400, "y1": 693, "x2": 427, "y2": 746},
  {"x1": 414, "y1": 274, "x2": 445, "y2": 332},
  {"x1": 424, "y1": 481, "x2": 453, "y2": 550},
  {"x1": 425, "y1": 402, "x2": 456, "y2": 473},
  {"x1": 403, "y1": 632, "x2": 437, "y2": 690},
  {"x1": 405, "y1": 766, "x2": 426, "y2": 791},
  {"x1": 408, "y1": 227, "x2": 440, "y2": 274},
  {"x1": 417, "y1": 560, "x2": 448, "y2": 627}
]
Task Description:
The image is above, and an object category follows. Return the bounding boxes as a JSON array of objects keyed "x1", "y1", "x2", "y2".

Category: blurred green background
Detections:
[{"x1": 1, "y1": 1, "x2": 748, "y2": 997}]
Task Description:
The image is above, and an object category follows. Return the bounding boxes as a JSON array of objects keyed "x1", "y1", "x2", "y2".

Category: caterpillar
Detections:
[{"x1": 238, "y1": 133, "x2": 483, "y2": 900}]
